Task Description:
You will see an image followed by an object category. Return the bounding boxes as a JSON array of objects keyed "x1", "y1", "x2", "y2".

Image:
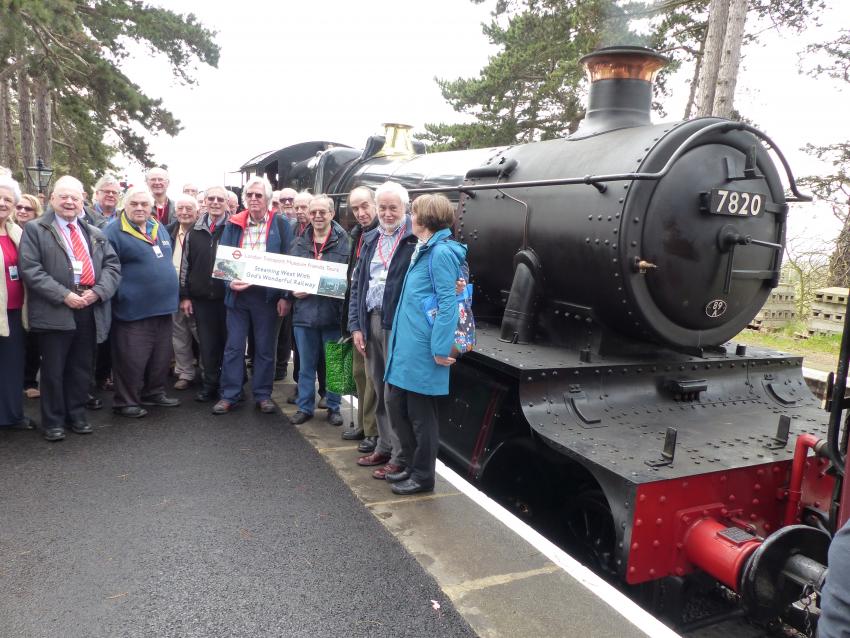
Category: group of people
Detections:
[{"x1": 0, "y1": 167, "x2": 467, "y2": 496}]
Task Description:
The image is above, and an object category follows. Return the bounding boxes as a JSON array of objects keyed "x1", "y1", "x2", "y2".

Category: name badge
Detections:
[
  {"x1": 71, "y1": 259, "x2": 84, "y2": 275},
  {"x1": 8, "y1": 265, "x2": 19, "y2": 281},
  {"x1": 152, "y1": 245, "x2": 163, "y2": 258}
]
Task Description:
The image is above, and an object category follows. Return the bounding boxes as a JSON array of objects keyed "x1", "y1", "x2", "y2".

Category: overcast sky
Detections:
[{"x1": 118, "y1": 0, "x2": 849, "y2": 243}]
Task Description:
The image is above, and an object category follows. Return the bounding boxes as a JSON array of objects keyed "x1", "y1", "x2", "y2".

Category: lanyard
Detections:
[
  {"x1": 313, "y1": 232, "x2": 331, "y2": 260},
  {"x1": 297, "y1": 222, "x2": 308, "y2": 237},
  {"x1": 356, "y1": 233, "x2": 364, "y2": 259},
  {"x1": 242, "y1": 215, "x2": 271, "y2": 251},
  {"x1": 377, "y1": 228, "x2": 402, "y2": 269}
]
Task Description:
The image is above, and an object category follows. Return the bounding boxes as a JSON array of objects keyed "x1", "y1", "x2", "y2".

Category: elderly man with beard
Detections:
[
  {"x1": 347, "y1": 181, "x2": 416, "y2": 478},
  {"x1": 19, "y1": 175, "x2": 121, "y2": 441},
  {"x1": 288, "y1": 195, "x2": 350, "y2": 426},
  {"x1": 105, "y1": 186, "x2": 181, "y2": 418},
  {"x1": 339, "y1": 186, "x2": 380, "y2": 448},
  {"x1": 180, "y1": 186, "x2": 230, "y2": 402},
  {"x1": 213, "y1": 176, "x2": 292, "y2": 415},
  {"x1": 147, "y1": 167, "x2": 175, "y2": 225},
  {"x1": 168, "y1": 195, "x2": 200, "y2": 390}
]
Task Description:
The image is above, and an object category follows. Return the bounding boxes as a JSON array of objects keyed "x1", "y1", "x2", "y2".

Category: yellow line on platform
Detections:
[
  {"x1": 365, "y1": 491, "x2": 462, "y2": 508},
  {"x1": 442, "y1": 564, "x2": 562, "y2": 598},
  {"x1": 316, "y1": 445, "x2": 360, "y2": 453}
]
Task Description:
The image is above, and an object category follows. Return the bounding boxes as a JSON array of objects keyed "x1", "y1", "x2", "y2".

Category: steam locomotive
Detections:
[{"x1": 241, "y1": 47, "x2": 848, "y2": 632}]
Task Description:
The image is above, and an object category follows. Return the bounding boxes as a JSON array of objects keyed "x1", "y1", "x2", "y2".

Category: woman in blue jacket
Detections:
[{"x1": 384, "y1": 194, "x2": 466, "y2": 495}]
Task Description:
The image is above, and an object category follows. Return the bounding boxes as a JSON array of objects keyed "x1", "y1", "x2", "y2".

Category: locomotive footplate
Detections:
[{"x1": 450, "y1": 324, "x2": 834, "y2": 586}]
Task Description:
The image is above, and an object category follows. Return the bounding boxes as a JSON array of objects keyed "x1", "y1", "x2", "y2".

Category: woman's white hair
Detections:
[
  {"x1": 242, "y1": 175, "x2": 273, "y2": 206},
  {"x1": 0, "y1": 175, "x2": 22, "y2": 203},
  {"x1": 375, "y1": 181, "x2": 410, "y2": 207}
]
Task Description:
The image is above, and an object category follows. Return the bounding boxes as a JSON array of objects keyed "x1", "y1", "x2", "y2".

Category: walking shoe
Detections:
[
  {"x1": 195, "y1": 389, "x2": 216, "y2": 402},
  {"x1": 372, "y1": 463, "x2": 403, "y2": 480},
  {"x1": 357, "y1": 436, "x2": 378, "y2": 454},
  {"x1": 69, "y1": 421, "x2": 93, "y2": 434},
  {"x1": 357, "y1": 451, "x2": 390, "y2": 467},
  {"x1": 174, "y1": 379, "x2": 191, "y2": 390},
  {"x1": 385, "y1": 468, "x2": 412, "y2": 483},
  {"x1": 141, "y1": 394, "x2": 180, "y2": 407},
  {"x1": 86, "y1": 395, "x2": 103, "y2": 410},
  {"x1": 342, "y1": 427, "x2": 365, "y2": 441},
  {"x1": 212, "y1": 400, "x2": 234, "y2": 415},
  {"x1": 390, "y1": 478, "x2": 434, "y2": 495},
  {"x1": 286, "y1": 386, "x2": 298, "y2": 405},
  {"x1": 24, "y1": 387, "x2": 40, "y2": 399},
  {"x1": 327, "y1": 410, "x2": 343, "y2": 426},
  {"x1": 256, "y1": 399, "x2": 277, "y2": 414},
  {"x1": 274, "y1": 368, "x2": 286, "y2": 381},
  {"x1": 12, "y1": 416, "x2": 36, "y2": 430},
  {"x1": 113, "y1": 406, "x2": 148, "y2": 418},
  {"x1": 289, "y1": 411, "x2": 313, "y2": 425},
  {"x1": 317, "y1": 396, "x2": 328, "y2": 409},
  {"x1": 43, "y1": 427, "x2": 65, "y2": 442}
]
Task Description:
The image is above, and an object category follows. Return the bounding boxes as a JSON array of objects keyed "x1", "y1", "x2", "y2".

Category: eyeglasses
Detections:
[
  {"x1": 207, "y1": 196, "x2": 226, "y2": 202},
  {"x1": 310, "y1": 210, "x2": 331, "y2": 217},
  {"x1": 16, "y1": 205, "x2": 35, "y2": 212},
  {"x1": 245, "y1": 192, "x2": 264, "y2": 200},
  {"x1": 98, "y1": 189, "x2": 120, "y2": 196},
  {"x1": 281, "y1": 197, "x2": 294, "y2": 204}
]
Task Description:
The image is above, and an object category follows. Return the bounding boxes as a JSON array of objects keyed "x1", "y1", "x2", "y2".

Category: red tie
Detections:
[{"x1": 68, "y1": 224, "x2": 95, "y2": 286}]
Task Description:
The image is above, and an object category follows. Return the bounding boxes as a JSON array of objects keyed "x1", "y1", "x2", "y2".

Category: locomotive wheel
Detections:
[{"x1": 561, "y1": 489, "x2": 617, "y2": 578}]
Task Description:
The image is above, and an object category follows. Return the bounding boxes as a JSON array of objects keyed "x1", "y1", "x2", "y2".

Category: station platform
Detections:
[{"x1": 0, "y1": 379, "x2": 678, "y2": 638}]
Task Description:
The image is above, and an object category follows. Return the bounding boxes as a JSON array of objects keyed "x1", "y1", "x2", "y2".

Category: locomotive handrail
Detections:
[{"x1": 325, "y1": 122, "x2": 812, "y2": 203}]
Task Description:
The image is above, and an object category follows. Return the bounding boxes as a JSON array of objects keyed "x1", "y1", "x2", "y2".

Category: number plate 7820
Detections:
[{"x1": 709, "y1": 189, "x2": 764, "y2": 217}]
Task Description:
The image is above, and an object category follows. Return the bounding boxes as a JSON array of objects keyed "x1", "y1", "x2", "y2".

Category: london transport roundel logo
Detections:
[
  {"x1": 232, "y1": 250, "x2": 242, "y2": 260},
  {"x1": 705, "y1": 299, "x2": 728, "y2": 318}
]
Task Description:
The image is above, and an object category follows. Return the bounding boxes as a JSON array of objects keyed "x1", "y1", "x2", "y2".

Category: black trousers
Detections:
[
  {"x1": 94, "y1": 337, "x2": 112, "y2": 387},
  {"x1": 385, "y1": 385, "x2": 440, "y2": 486},
  {"x1": 23, "y1": 328, "x2": 40, "y2": 390},
  {"x1": 111, "y1": 315, "x2": 173, "y2": 407},
  {"x1": 193, "y1": 298, "x2": 227, "y2": 393},
  {"x1": 0, "y1": 309, "x2": 25, "y2": 426},
  {"x1": 37, "y1": 306, "x2": 95, "y2": 430}
]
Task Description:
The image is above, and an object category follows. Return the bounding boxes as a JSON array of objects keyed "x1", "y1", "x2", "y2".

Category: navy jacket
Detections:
[
  {"x1": 289, "y1": 223, "x2": 350, "y2": 328},
  {"x1": 104, "y1": 213, "x2": 178, "y2": 322},
  {"x1": 218, "y1": 210, "x2": 292, "y2": 308},
  {"x1": 347, "y1": 216, "x2": 415, "y2": 340}
]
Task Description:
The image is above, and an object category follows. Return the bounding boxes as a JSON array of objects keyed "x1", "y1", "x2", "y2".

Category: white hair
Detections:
[
  {"x1": 0, "y1": 175, "x2": 22, "y2": 203},
  {"x1": 124, "y1": 185, "x2": 154, "y2": 205},
  {"x1": 175, "y1": 193, "x2": 198, "y2": 210},
  {"x1": 242, "y1": 175, "x2": 273, "y2": 206},
  {"x1": 375, "y1": 181, "x2": 409, "y2": 207},
  {"x1": 52, "y1": 175, "x2": 85, "y2": 197}
]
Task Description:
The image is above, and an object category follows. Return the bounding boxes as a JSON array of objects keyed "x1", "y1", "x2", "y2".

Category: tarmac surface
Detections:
[{"x1": 0, "y1": 389, "x2": 477, "y2": 638}]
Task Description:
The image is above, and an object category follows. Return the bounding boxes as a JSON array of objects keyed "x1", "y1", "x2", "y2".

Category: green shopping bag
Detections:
[{"x1": 325, "y1": 338, "x2": 356, "y2": 395}]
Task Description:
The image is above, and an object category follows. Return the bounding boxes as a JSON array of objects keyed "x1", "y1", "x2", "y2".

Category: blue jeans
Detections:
[
  {"x1": 220, "y1": 288, "x2": 278, "y2": 403},
  {"x1": 293, "y1": 325, "x2": 341, "y2": 415}
]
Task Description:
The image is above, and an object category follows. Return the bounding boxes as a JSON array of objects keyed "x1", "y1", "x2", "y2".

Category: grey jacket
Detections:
[{"x1": 19, "y1": 212, "x2": 121, "y2": 343}]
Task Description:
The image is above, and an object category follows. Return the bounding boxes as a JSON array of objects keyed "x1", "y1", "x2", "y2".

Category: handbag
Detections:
[
  {"x1": 421, "y1": 245, "x2": 476, "y2": 355},
  {"x1": 325, "y1": 338, "x2": 356, "y2": 395}
]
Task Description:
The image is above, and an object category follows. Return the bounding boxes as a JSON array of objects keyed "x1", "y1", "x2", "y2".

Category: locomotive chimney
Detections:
[{"x1": 572, "y1": 46, "x2": 668, "y2": 139}]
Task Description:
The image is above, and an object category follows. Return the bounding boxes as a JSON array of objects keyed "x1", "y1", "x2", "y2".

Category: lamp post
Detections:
[{"x1": 25, "y1": 157, "x2": 54, "y2": 196}]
